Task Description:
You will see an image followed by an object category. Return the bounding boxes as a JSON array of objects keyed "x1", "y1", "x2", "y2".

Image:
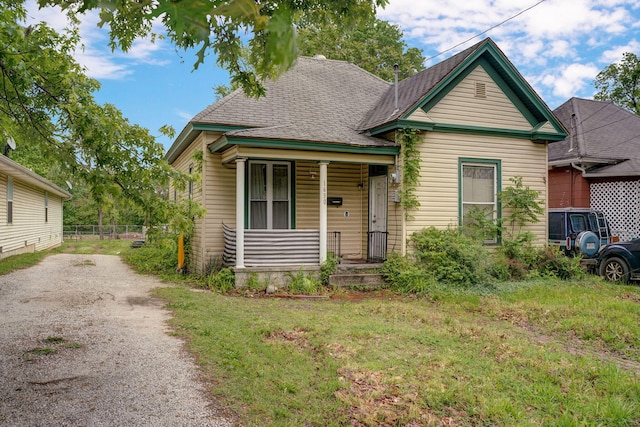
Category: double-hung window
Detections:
[
  {"x1": 460, "y1": 159, "x2": 500, "y2": 243},
  {"x1": 249, "y1": 161, "x2": 291, "y2": 229}
]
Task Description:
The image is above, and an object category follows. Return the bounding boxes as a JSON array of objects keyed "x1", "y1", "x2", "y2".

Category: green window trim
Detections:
[{"x1": 458, "y1": 158, "x2": 502, "y2": 245}]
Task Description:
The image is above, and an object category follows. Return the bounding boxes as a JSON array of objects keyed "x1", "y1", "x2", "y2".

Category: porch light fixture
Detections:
[
  {"x1": 309, "y1": 170, "x2": 317, "y2": 179},
  {"x1": 358, "y1": 182, "x2": 364, "y2": 190}
]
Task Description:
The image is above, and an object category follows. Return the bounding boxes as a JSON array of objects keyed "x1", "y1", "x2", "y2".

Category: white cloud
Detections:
[
  {"x1": 74, "y1": 51, "x2": 133, "y2": 80},
  {"x1": 176, "y1": 110, "x2": 195, "y2": 121},
  {"x1": 23, "y1": 0, "x2": 169, "y2": 80},
  {"x1": 541, "y1": 63, "x2": 600, "y2": 98},
  {"x1": 379, "y1": 0, "x2": 637, "y2": 58},
  {"x1": 600, "y1": 40, "x2": 640, "y2": 63}
]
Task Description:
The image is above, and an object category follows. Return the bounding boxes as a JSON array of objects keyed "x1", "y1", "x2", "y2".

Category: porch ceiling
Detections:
[{"x1": 219, "y1": 145, "x2": 396, "y2": 165}]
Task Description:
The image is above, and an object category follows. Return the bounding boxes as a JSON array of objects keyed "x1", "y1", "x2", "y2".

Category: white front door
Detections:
[
  {"x1": 369, "y1": 175, "x2": 388, "y2": 232},
  {"x1": 368, "y1": 175, "x2": 388, "y2": 261}
]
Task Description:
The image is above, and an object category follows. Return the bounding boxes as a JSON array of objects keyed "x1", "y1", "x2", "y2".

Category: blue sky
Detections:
[{"x1": 26, "y1": 0, "x2": 640, "y2": 150}]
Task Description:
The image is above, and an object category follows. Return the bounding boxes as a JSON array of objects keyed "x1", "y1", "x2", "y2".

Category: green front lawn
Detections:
[
  {"x1": 3, "y1": 242, "x2": 638, "y2": 425},
  {"x1": 157, "y1": 277, "x2": 640, "y2": 426}
]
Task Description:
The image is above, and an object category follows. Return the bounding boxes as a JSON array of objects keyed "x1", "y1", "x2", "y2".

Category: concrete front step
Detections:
[{"x1": 329, "y1": 273, "x2": 385, "y2": 288}]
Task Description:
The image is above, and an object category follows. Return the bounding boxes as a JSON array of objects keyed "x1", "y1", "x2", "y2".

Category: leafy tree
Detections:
[
  {"x1": 297, "y1": 15, "x2": 424, "y2": 81},
  {"x1": 2, "y1": 1, "x2": 190, "y2": 234},
  {"x1": 40, "y1": 0, "x2": 389, "y2": 98},
  {"x1": 594, "y1": 52, "x2": 640, "y2": 115}
]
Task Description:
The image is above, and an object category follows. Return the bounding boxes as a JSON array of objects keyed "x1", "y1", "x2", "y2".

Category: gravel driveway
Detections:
[{"x1": 0, "y1": 254, "x2": 234, "y2": 427}]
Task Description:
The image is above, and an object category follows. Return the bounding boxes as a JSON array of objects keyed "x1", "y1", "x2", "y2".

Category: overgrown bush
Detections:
[
  {"x1": 124, "y1": 235, "x2": 178, "y2": 274},
  {"x1": 410, "y1": 227, "x2": 495, "y2": 287},
  {"x1": 208, "y1": 267, "x2": 235, "y2": 292},
  {"x1": 320, "y1": 254, "x2": 339, "y2": 286},
  {"x1": 381, "y1": 253, "x2": 437, "y2": 294},
  {"x1": 203, "y1": 255, "x2": 225, "y2": 276},
  {"x1": 382, "y1": 228, "x2": 496, "y2": 292},
  {"x1": 531, "y1": 246, "x2": 585, "y2": 280},
  {"x1": 381, "y1": 226, "x2": 585, "y2": 294},
  {"x1": 495, "y1": 242, "x2": 585, "y2": 281},
  {"x1": 287, "y1": 268, "x2": 321, "y2": 294}
]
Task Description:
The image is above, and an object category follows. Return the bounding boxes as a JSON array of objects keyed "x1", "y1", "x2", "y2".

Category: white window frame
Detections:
[
  {"x1": 248, "y1": 160, "x2": 291, "y2": 230},
  {"x1": 7, "y1": 177, "x2": 13, "y2": 224},
  {"x1": 460, "y1": 160, "x2": 500, "y2": 244}
]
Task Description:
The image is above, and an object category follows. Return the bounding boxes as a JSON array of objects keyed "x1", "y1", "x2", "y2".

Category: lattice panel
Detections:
[{"x1": 591, "y1": 180, "x2": 640, "y2": 242}]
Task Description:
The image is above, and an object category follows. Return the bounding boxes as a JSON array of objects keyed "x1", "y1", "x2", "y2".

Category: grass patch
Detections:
[
  {"x1": 22, "y1": 336, "x2": 84, "y2": 362},
  {"x1": 0, "y1": 239, "x2": 133, "y2": 276},
  {"x1": 156, "y1": 279, "x2": 640, "y2": 426},
  {"x1": 0, "y1": 251, "x2": 51, "y2": 275},
  {"x1": 59, "y1": 239, "x2": 131, "y2": 255}
]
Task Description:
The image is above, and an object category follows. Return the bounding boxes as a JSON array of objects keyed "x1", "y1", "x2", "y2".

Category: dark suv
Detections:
[{"x1": 548, "y1": 208, "x2": 615, "y2": 262}]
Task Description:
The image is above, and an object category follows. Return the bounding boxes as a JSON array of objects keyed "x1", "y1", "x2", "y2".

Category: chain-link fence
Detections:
[{"x1": 63, "y1": 225, "x2": 145, "y2": 240}]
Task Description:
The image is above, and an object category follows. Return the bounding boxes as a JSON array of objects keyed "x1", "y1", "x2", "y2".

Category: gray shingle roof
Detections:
[
  {"x1": 192, "y1": 56, "x2": 393, "y2": 147},
  {"x1": 584, "y1": 159, "x2": 640, "y2": 177},
  {"x1": 357, "y1": 41, "x2": 484, "y2": 131},
  {"x1": 550, "y1": 97, "x2": 640, "y2": 163}
]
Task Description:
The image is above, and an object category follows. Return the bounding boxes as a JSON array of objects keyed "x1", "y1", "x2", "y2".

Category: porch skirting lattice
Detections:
[{"x1": 591, "y1": 180, "x2": 640, "y2": 242}]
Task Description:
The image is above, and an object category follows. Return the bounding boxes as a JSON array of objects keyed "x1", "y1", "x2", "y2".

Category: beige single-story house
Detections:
[
  {"x1": 165, "y1": 38, "x2": 567, "y2": 283},
  {"x1": 0, "y1": 154, "x2": 70, "y2": 259}
]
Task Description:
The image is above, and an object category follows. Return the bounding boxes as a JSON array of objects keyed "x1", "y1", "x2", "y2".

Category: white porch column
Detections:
[
  {"x1": 319, "y1": 161, "x2": 329, "y2": 263},
  {"x1": 236, "y1": 158, "x2": 246, "y2": 268}
]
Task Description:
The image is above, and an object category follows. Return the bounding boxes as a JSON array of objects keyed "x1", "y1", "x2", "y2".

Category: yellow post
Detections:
[{"x1": 178, "y1": 234, "x2": 185, "y2": 270}]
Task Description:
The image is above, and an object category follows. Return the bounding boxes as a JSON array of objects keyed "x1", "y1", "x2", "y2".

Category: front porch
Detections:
[
  {"x1": 223, "y1": 224, "x2": 389, "y2": 287},
  {"x1": 215, "y1": 144, "x2": 399, "y2": 287}
]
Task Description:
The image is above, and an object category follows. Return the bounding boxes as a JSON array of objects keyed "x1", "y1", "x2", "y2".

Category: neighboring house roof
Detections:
[
  {"x1": 0, "y1": 155, "x2": 71, "y2": 199},
  {"x1": 550, "y1": 97, "x2": 640, "y2": 176},
  {"x1": 166, "y1": 37, "x2": 566, "y2": 163},
  {"x1": 583, "y1": 159, "x2": 640, "y2": 178}
]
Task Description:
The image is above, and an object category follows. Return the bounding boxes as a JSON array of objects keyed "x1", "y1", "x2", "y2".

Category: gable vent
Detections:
[{"x1": 474, "y1": 82, "x2": 486, "y2": 98}]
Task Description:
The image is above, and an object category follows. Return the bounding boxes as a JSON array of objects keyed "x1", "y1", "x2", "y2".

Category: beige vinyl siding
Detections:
[
  {"x1": 295, "y1": 161, "x2": 319, "y2": 229},
  {"x1": 0, "y1": 174, "x2": 64, "y2": 257},
  {"x1": 408, "y1": 65, "x2": 533, "y2": 131},
  {"x1": 170, "y1": 134, "x2": 207, "y2": 271},
  {"x1": 387, "y1": 165, "x2": 404, "y2": 255},
  {"x1": 328, "y1": 164, "x2": 367, "y2": 261},
  {"x1": 407, "y1": 131, "x2": 547, "y2": 245},
  {"x1": 201, "y1": 153, "x2": 236, "y2": 266},
  {"x1": 296, "y1": 162, "x2": 367, "y2": 261},
  {"x1": 0, "y1": 173, "x2": 6, "y2": 226},
  {"x1": 538, "y1": 121, "x2": 557, "y2": 133}
]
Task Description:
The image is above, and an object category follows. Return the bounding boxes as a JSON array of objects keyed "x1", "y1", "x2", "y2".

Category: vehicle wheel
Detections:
[{"x1": 599, "y1": 257, "x2": 630, "y2": 283}]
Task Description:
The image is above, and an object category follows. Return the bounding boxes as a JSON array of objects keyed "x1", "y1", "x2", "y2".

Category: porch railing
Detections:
[
  {"x1": 367, "y1": 231, "x2": 388, "y2": 263},
  {"x1": 327, "y1": 231, "x2": 342, "y2": 260},
  {"x1": 223, "y1": 224, "x2": 320, "y2": 267}
]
